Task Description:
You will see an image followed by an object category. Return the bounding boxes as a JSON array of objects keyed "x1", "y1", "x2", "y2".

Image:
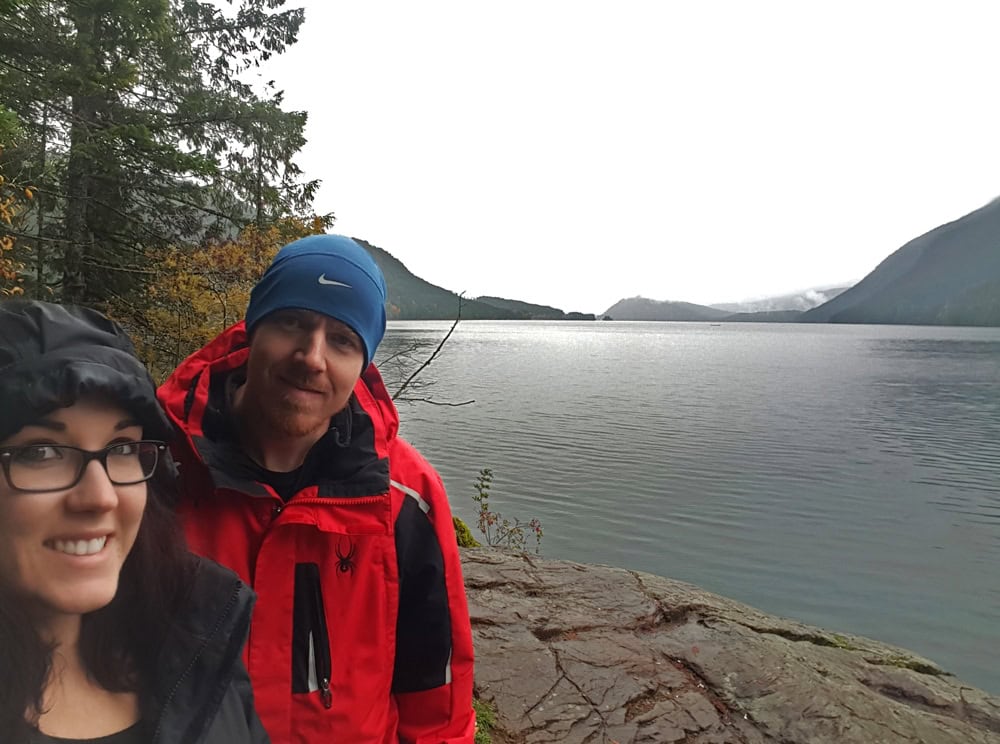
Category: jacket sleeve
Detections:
[{"x1": 392, "y1": 466, "x2": 476, "y2": 744}]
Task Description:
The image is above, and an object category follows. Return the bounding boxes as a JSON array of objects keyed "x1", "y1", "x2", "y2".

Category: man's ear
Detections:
[{"x1": 229, "y1": 377, "x2": 248, "y2": 418}]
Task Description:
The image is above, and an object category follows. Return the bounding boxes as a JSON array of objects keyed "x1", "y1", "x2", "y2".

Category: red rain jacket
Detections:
[{"x1": 157, "y1": 322, "x2": 476, "y2": 744}]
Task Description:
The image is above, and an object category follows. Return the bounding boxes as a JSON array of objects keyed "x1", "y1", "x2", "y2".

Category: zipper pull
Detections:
[{"x1": 320, "y1": 677, "x2": 332, "y2": 709}]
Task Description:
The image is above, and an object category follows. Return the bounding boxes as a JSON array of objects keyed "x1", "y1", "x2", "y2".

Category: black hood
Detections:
[{"x1": 0, "y1": 300, "x2": 172, "y2": 442}]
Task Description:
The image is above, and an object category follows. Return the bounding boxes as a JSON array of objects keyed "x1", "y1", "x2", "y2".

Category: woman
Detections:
[{"x1": 0, "y1": 300, "x2": 268, "y2": 743}]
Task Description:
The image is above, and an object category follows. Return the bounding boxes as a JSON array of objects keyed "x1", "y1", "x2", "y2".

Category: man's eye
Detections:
[{"x1": 329, "y1": 333, "x2": 357, "y2": 348}]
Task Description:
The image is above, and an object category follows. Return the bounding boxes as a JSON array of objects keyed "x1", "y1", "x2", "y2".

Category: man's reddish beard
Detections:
[
  {"x1": 237, "y1": 361, "x2": 330, "y2": 438},
  {"x1": 262, "y1": 381, "x2": 331, "y2": 438},
  {"x1": 261, "y1": 401, "x2": 329, "y2": 438}
]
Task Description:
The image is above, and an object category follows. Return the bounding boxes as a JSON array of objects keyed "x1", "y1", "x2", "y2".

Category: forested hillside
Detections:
[
  {"x1": 476, "y1": 295, "x2": 595, "y2": 320},
  {"x1": 603, "y1": 296, "x2": 730, "y2": 321},
  {"x1": 353, "y1": 239, "x2": 522, "y2": 320},
  {"x1": 803, "y1": 198, "x2": 1000, "y2": 326}
]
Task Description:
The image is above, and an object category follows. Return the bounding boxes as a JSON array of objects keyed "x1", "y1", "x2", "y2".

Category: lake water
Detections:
[{"x1": 374, "y1": 321, "x2": 1000, "y2": 693}]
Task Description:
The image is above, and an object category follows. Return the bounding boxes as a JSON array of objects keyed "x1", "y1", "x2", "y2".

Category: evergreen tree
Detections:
[{"x1": 0, "y1": 0, "x2": 318, "y2": 306}]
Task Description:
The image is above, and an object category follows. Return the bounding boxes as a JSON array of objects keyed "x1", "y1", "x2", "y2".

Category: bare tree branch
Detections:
[
  {"x1": 395, "y1": 397, "x2": 475, "y2": 407},
  {"x1": 379, "y1": 340, "x2": 432, "y2": 366},
  {"x1": 391, "y1": 294, "x2": 464, "y2": 403}
]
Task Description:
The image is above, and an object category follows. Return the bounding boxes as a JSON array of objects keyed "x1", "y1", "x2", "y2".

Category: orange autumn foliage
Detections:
[{"x1": 0, "y1": 146, "x2": 31, "y2": 297}]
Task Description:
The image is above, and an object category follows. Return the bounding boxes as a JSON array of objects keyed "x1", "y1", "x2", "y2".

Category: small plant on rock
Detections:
[
  {"x1": 472, "y1": 697, "x2": 496, "y2": 744},
  {"x1": 472, "y1": 468, "x2": 543, "y2": 554}
]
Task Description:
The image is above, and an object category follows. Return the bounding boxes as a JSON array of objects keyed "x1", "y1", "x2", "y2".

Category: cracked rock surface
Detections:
[{"x1": 462, "y1": 549, "x2": 1000, "y2": 744}]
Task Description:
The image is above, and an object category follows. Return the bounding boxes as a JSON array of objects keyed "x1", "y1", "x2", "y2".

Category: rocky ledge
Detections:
[{"x1": 462, "y1": 549, "x2": 1000, "y2": 744}]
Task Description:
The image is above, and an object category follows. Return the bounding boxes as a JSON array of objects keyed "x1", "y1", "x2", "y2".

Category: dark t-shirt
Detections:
[
  {"x1": 32, "y1": 721, "x2": 146, "y2": 744},
  {"x1": 258, "y1": 462, "x2": 307, "y2": 502}
]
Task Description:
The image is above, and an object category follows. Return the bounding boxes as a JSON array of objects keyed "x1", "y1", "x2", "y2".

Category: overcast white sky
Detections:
[{"x1": 258, "y1": 1, "x2": 1000, "y2": 315}]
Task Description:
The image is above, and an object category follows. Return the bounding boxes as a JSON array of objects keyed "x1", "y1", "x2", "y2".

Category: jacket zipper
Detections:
[
  {"x1": 269, "y1": 495, "x2": 386, "y2": 524},
  {"x1": 307, "y1": 566, "x2": 334, "y2": 710},
  {"x1": 286, "y1": 494, "x2": 387, "y2": 508}
]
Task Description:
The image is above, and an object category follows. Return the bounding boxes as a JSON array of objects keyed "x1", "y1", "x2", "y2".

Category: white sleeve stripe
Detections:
[{"x1": 390, "y1": 479, "x2": 430, "y2": 514}]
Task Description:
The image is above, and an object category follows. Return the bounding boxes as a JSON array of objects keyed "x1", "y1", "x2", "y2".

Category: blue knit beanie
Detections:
[{"x1": 245, "y1": 234, "x2": 387, "y2": 367}]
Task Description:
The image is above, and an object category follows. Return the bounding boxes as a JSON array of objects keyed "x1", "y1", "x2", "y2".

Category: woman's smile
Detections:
[{"x1": 46, "y1": 534, "x2": 111, "y2": 557}]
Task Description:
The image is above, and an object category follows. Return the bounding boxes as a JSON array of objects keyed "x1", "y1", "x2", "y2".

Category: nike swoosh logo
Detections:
[{"x1": 318, "y1": 274, "x2": 352, "y2": 288}]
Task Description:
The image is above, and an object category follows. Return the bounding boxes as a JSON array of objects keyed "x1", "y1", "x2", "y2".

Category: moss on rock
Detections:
[{"x1": 454, "y1": 516, "x2": 481, "y2": 548}]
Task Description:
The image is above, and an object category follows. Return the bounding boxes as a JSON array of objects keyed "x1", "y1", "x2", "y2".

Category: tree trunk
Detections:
[
  {"x1": 62, "y1": 103, "x2": 98, "y2": 303},
  {"x1": 254, "y1": 127, "x2": 265, "y2": 229},
  {"x1": 62, "y1": 6, "x2": 99, "y2": 304},
  {"x1": 34, "y1": 104, "x2": 47, "y2": 298}
]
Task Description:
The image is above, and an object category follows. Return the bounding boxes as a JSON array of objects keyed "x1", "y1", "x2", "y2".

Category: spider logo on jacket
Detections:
[{"x1": 335, "y1": 538, "x2": 356, "y2": 576}]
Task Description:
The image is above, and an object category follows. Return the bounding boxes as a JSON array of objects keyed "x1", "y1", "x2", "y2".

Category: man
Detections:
[{"x1": 157, "y1": 234, "x2": 476, "y2": 743}]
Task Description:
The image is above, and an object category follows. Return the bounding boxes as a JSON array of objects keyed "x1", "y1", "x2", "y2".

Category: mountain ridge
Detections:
[
  {"x1": 352, "y1": 238, "x2": 525, "y2": 320},
  {"x1": 352, "y1": 193, "x2": 1000, "y2": 327},
  {"x1": 603, "y1": 296, "x2": 730, "y2": 322},
  {"x1": 802, "y1": 197, "x2": 1000, "y2": 326},
  {"x1": 475, "y1": 295, "x2": 596, "y2": 320}
]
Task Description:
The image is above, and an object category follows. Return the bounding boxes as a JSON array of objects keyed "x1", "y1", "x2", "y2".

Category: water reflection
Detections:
[{"x1": 377, "y1": 321, "x2": 1000, "y2": 692}]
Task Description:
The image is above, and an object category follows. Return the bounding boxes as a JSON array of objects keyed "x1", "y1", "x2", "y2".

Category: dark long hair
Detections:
[{"x1": 0, "y1": 452, "x2": 190, "y2": 740}]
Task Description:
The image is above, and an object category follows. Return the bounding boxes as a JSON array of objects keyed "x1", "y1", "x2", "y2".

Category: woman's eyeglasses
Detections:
[{"x1": 0, "y1": 441, "x2": 166, "y2": 493}]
